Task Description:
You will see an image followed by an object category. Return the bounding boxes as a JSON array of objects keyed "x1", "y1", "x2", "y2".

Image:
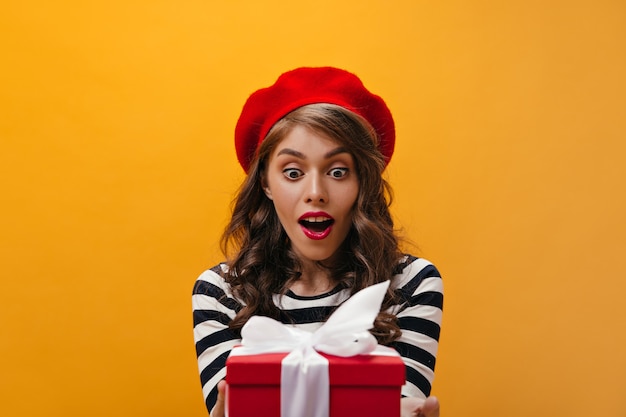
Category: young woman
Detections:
[{"x1": 192, "y1": 67, "x2": 443, "y2": 417}]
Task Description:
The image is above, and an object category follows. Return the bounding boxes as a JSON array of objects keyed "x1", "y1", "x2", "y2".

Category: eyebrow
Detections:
[{"x1": 276, "y1": 147, "x2": 350, "y2": 159}]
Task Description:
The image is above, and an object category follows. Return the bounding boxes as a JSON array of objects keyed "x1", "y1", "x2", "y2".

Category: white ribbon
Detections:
[{"x1": 228, "y1": 280, "x2": 391, "y2": 417}]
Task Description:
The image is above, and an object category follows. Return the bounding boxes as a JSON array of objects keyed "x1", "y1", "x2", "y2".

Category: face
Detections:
[{"x1": 263, "y1": 125, "x2": 359, "y2": 263}]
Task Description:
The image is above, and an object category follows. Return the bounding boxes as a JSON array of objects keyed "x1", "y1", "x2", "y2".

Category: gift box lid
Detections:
[{"x1": 226, "y1": 351, "x2": 405, "y2": 386}]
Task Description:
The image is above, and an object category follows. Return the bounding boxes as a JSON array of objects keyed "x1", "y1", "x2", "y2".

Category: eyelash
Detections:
[
  {"x1": 283, "y1": 168, "x2": 302, "y2": 179},
  {"x1": 328, "y1": 168, "x2": 349, "y2": 178}
]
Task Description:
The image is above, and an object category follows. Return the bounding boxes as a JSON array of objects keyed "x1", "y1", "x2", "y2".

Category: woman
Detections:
[{"x1": 192, "y1": 67, "x2": 443, "y2": 417}]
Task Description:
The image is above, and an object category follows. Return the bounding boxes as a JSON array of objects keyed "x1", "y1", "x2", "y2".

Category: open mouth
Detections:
[{"x1": 298, "y1": 217, "x2": 335, "y2": 232}]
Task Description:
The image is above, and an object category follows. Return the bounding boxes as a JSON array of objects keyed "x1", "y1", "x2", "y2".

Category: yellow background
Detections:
[{"x1": 2, "y1": 1, "x2": 625, "y2": 416}]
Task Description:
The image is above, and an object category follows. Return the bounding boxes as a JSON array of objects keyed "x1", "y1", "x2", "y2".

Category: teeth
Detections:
[{"x1": 302, "y1": 217, "x2": 330, "y2": 222}]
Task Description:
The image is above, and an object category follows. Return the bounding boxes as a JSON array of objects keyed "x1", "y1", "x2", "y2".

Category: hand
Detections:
[
  {"x1": 401, "y1": 396, "x2": 440, "y2": 417},
  {"x1": 210, "y1": 380, "x2": 227, "y2": 417}
]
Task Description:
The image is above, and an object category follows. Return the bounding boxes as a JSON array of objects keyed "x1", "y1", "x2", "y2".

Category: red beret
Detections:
[{"x1": 234, "y1": 67, "x2": 395, "y2": 172}]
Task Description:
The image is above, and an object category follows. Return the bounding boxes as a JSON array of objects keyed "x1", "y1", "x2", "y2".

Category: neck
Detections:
[{"x1": 289, "y1": 258, "x2": 336, "y2": 297}]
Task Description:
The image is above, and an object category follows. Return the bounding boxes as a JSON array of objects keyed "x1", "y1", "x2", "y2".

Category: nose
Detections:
[{"x1": 304, "y1": 173, "x2": 328, "y2": 204}]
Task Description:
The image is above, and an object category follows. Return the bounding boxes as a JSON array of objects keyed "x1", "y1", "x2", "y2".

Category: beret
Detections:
[{"x1": 234, "y1": 66, "x2": 395, "y2": 172}]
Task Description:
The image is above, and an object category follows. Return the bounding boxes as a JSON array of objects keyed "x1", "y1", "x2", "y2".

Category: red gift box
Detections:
[{"x1": 226, "y1": 351, "x2": 405, "y2": 417}]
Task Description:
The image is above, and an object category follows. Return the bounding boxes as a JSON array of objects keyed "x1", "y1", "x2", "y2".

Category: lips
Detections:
[{"x1": 298, "y1": 212, "x2": 335, "y2": 240}]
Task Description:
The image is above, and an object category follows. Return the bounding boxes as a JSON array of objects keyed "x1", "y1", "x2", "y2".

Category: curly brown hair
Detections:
[{"x1": 220, "y1": 103, "x2": 403, "y2": 344}]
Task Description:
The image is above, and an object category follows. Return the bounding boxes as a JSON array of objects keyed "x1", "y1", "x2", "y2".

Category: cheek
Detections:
[
  {"x1": 344, "y1": 185, "x2": 359, "y2": 211},
  {"x1": 269, "y1": 187, "x2": 296, "y2": 215},
  {"x1": 334, "y1": 192, "x2": 359, "y2": 227}
]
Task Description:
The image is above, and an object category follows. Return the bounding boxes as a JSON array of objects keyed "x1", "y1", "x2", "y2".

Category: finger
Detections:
[{"x1": 211, "y1": 380, "x2": 227, "y2": 417}]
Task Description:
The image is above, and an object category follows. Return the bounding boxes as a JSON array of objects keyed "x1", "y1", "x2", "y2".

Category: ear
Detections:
[{"x1": 261, "y1": 177, "x2": 273, "y2": 200}]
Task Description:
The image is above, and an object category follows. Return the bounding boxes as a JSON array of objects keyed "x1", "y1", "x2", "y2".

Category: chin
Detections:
[
  {"x1": 301, "y1": 252, "x2": 335, "y2": 263},
  {"x1": 296, "y1": 246, "x2": 343, "y2": 264}
]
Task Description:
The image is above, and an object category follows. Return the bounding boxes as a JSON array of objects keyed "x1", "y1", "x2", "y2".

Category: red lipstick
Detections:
[{"x1": 298, "y1": 212, "x2": 335, "y2": 240}]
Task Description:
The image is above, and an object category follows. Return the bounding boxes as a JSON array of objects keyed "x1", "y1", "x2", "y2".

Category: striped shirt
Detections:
[{"x1": 192, "y1": 255, "x2": 443, "y2": 413}]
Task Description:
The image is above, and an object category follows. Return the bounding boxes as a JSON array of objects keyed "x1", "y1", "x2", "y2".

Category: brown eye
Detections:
[
  {"x1": 329, "y1": 168, "x2": 348, "y2": 178},
  {"x1": 283, "y1": 168, "x2": 303, "y2": 179}
]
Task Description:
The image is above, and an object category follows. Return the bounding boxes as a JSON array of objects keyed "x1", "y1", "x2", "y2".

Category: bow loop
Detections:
[
  {"x1": 238, "y1": 315, "x2": 312, "y2": 354},
  {"x1": 312, "y1": 281, "x2": 389, "y2": 356}
]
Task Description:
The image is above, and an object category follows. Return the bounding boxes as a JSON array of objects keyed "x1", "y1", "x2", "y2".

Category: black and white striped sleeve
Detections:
[
  {"x1": 192, "y1": 266, "x2": 242, "y2": 413},
  {"x1": 389, "y1": 257, "x2": 444, "y2": 399}
]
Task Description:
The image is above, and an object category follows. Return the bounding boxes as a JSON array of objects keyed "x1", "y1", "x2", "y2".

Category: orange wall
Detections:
[{"x1": 1, "y1": 1, "x2": 625, "y2": 416}]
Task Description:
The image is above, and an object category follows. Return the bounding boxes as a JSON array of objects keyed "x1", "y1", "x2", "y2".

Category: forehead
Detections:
[{"x1": 271, "y1": 125, "x2": 349, "y2": 157}]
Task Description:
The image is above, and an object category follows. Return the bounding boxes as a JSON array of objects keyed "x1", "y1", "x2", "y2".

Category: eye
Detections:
[
  {"x1": 283, "y1": 168, "x2": 303, "y2": 180},
  {"x1": 328, "y1": 168, "x2": 349, "y2": 178}
]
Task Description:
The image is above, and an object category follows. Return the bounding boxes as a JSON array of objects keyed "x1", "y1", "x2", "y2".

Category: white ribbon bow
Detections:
[{"x1": 229, "y1": 280, "x2": 391, "y2": 417}]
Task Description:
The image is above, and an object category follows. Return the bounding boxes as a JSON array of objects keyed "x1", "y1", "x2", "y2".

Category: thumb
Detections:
[{"x1": 420, "y1": 396, "x2": 440, "y2": 417}]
